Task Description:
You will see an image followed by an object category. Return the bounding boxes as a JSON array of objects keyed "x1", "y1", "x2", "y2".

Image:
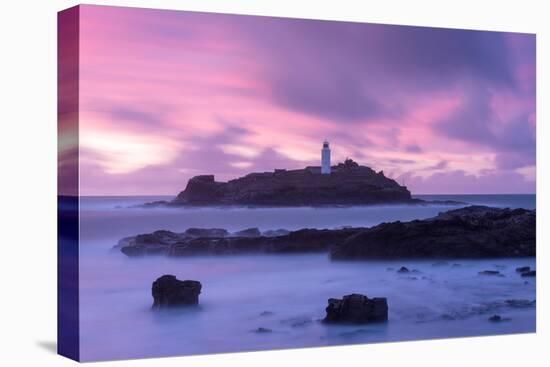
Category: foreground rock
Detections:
[
  {"x1": 151, "y1": 275, "x2": 202, "y2": 309},
  {"x1": 323, "y1": 294, "x2": 388, "y2": 324},
  {"x1": 118, "y1": 206, "x2": 535, "y2": 259},
  {"x1": 331, "y1": 206, "x2": 535, "y2": 259}
]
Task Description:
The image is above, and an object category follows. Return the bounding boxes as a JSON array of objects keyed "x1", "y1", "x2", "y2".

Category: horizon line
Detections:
[{"x1": 76, "y1": 193, "x2": 537, "y2": 198}]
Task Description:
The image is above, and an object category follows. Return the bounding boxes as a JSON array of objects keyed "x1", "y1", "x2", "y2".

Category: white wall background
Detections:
[{"x1": 0, "y1": 0, "x2": 547, "y2": 366}]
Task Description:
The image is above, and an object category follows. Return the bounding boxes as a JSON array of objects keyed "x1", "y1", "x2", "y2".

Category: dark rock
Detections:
[
  {"x1": 175, "y1": 175, "x2": 224, "y2": 205},
  {"x1": 184, "y1": 228, "x2": 228, "y2": 238},
  {"x1": 254, "y1": 327, "x2": 272, "y2": 333},
  {"x1": 489, "y1": 314, "x2": 502, "y2": 322},
  {"x1": 118, "y1": 205, "x2": 535, "y2": 260},
  {"x1": 331, "y1": 206, "x2": 535, "y2": 259},
  {"x1": 118, "y1": 230, "x2": 183, "y2": 256},
  {"x1": 137, "y1": 230, "x2": 183, "y2": 245},
  {"x1": 113, "y1": 236, "x2": 135, "y2": 250},
  {"x1": 397, "y1": 266, "x2": 410, "y2": 273},
  {"x1": 168, "y1": 159, "x2": 414, "y2": 206},
  {"x1": 119, "y1": 227, "x2": 358, "y2": 257},
  {"x1": 516, "y1": 266, "x2": 531, "y2": 273},
  {"x1": 138, "y1": 200, "x2": 172, "y2": 208},
  {"x1": 323, "y1": 293, "x2": 388, "y2": 324},
  {"x1": 479, "y1": 270, "x2": 503, "y2": 276},
  {"x1": 521, "y1": 270, "x2": 536, "y2": 277},
  {"x1": 263, "y1": 229, "x2": 290, "y2": 237},
  {"x1": 120, "y1": 245, "x2": 147, "y2": 257},
  {"x1": 151, "y1": 275, "x2": 202, "y2": 309},
  {"x1": 233, "y1": 228, "x2": 261, "y2": 237}
]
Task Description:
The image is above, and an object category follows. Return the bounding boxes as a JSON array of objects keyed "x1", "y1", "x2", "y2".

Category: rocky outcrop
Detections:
[
  {"x1": 323, "y1": 294, "x2": 388, "y2": 324},
  {"x1": 120, "y1": 227, "x2": 358, "y2": 257},
  {"x1": 184, "y1": 228, "x2": 228, "y2": 238},
  {"x1": 263, "y1": 229, "x2": 290, "y2": 237},
  {"x1": 233, "y1": 228, "x2": 261, "y2": 237},
  {"x1": 330, "y1": 206, "x2": 535, "y2": 259},
  {"x1": 145, "y1": 159, "x2": 416, "y2": 207},
  {"x1": 118, "y1": 206, "x2": 535, "y2": 259},
  {"x1": 151, "y1": 275, "x2": 202, "y2": 309}
]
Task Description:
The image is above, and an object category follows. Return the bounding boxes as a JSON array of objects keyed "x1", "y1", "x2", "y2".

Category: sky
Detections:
[{"x1": 61, "y1": 5, "x2": 536, "y2": 195}]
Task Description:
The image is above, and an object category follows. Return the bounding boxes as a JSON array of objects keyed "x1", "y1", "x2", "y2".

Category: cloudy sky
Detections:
[{"x1": 66, "y1": 5, "x2": 535, "y2": 195}]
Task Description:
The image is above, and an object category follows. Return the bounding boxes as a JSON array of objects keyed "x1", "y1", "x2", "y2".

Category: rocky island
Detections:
[
  {"x1": 142, "y1": 159, "x2": 458, "y2": 207},
  {"x1": 117, "y1": 206, "x2": 535, "y2": 259}
]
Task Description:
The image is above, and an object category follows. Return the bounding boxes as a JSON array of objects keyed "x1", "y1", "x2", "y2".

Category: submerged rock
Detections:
[
  {"x1": 254, "y1": 327, "x2": 272, "y2": 333},
  {"x1": 151, "y1": 275, "x2": 202, "y2": 309},
  {"x1": 397, "y1": 266, "x2": 410, "y2": 273},
  {"x1": 479, "y1": 270, "x2": 503, "y2": 276},
  {"x1": 441, "y1": 299, "x2": 534, "y2": 321},
  {"x1": 280, "y1": 316, "x2": 313, "y2": 328},
  {"x1": 516, "y1": 266, "x2": 531, "y2": 273},
  {"x1": 323, "y1": 293, "x2": 388, "y2": 324},
  {"x1": 521, "y1": 270, "x2": 536, "y2": 277},
  {"x1": 489, "y1": 314, "x2": 512, "y2": 322}
]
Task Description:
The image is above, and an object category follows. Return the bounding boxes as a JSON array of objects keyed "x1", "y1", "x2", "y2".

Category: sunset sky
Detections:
[{"x1": 65, "y1": 5, "x2": 535, "y2": 195}]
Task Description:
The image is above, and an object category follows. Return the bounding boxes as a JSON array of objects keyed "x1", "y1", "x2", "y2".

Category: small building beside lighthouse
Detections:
[{"x1": 321, "y1": 140, "x2": 331, "y2": 174}]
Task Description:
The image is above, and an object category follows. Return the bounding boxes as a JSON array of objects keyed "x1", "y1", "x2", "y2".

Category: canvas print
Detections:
[{"x1": 58, "y1": 5, "x2": 536, "y2": 362}]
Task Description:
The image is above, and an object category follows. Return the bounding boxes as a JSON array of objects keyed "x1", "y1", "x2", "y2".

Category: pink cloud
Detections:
[{"x1": 72, "y1": 5, "x2": 535, "y2": 195}]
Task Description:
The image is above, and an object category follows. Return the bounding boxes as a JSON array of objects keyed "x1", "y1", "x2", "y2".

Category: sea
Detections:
[{"x1": 77, "y1": 194, "x2": 536, "y2": 361}]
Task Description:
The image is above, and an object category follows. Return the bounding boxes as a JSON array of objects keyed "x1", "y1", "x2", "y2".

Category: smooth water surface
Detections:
[{"x1": 79, "y1": 195, "x2": 536, "y2": 361}]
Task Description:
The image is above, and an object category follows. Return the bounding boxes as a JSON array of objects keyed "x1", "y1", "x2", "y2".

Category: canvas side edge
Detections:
[{"x1": 57, "y1": 5, "x2": 80, "y2": 362}]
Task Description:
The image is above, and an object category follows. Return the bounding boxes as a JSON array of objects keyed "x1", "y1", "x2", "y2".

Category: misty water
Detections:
[{"x1": 79, "y1": 195, "x2": 536, "y2": 361}]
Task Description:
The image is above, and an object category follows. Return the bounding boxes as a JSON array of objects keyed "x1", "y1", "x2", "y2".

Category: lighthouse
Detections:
[{"x1": 321, "y1": 140, "x2": 331, "y2": 174}]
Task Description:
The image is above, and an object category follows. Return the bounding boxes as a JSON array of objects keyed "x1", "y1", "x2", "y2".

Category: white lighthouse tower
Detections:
[{"x1": 321, "y1": 140, "x2": 331, "y2": 174}]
